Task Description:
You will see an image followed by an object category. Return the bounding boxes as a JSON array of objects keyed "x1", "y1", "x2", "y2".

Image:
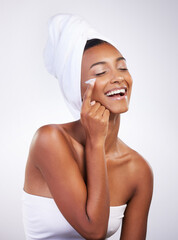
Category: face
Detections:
[{"x1": 81, "y1": 43, "x2": 133, "y2": 114}]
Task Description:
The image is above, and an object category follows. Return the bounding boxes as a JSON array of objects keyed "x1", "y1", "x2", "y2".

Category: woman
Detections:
[{"x1": 22, "y1": 14, "x2": 153, "y2": 240}]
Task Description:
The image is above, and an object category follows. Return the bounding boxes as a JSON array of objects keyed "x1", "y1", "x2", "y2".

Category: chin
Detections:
[{"x1": 109, "y1": 105, "x2": 129, "y2": 114}]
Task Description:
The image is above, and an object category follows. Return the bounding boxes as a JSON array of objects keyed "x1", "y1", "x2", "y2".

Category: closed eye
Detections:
[
  {"x1": 119, "y1": 68, "x2": 128, "y2": 71},
  {"x1": 95, "y1": 71, "x2": 107, "y2": 76}
]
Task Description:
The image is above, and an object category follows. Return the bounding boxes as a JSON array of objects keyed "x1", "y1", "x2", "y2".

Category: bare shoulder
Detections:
[
  {"x1": 125, "y1": 147, "x2": 154, "y2": 202},
  {"x1": 29, "y1": 124, "x2": 71, "y2": 165},
  {"x1": 118, "y1": 139, "x2": 153, "y2": 190},
  {"x1": 32, "y1": 123, "x2": 65, "y2": 141},
  {"x1": 32, "y1": 123, "x2": 71, "y2": 144},
  {"x1": 129, "y1": 148, "x2": 153, "y2": 180}
]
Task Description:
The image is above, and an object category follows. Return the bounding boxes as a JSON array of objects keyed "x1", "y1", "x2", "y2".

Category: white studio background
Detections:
[{"x1": 0, "y1": 0, "x2": 178, "y2": 239}]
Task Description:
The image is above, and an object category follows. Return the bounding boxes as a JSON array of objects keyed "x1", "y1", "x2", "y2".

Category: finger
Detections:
[
  {"x1": 90, "y1": 100, "x2": 96, "y2": 106},
  {"x1": 103, "y1": 109, "x2": 110, "y2": 120},
  {"x1": 89, "y1": 103, "x2": 102, "y2": 117},
  {"x1": 94, "y1": 105, "x2": 106, "y2": 117},
  {"x1": 83, "y1": 78, "x2": 96, "y2": 102},
  {"x1": 82, "y1": 78, "x2": 96, "y2": 108}
]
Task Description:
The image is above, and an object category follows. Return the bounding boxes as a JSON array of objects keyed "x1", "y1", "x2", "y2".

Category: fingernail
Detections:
[
  {"x1": 90, "y1": 100, "x2": 96, "y2": 106},
  {"x1": 85, "y1": 78, "x2": 96, "y2": 85}
]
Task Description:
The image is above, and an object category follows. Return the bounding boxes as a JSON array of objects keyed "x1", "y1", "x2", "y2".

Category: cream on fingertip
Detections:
[{"x1": 85, "y1": 78, "x2": 96, "y2": 85}]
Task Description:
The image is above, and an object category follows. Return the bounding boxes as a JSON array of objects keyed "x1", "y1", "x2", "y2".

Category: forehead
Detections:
[{"x1": 82, "y1": 43, "x2": 122, "y2": 66}]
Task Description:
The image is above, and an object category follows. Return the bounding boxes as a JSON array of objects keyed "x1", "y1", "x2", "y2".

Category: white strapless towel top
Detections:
[{"x1": 22, "y1": 190, "x2": 127, "y2": 240}]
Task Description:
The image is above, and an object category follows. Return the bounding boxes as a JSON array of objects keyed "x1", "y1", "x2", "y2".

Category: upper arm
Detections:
[
  {"x1": 29, "y1": 125, "x2": 89, "y2": 235},
  {"x1": 120, "y1": 154, "x2": 154, "y2": 240}
]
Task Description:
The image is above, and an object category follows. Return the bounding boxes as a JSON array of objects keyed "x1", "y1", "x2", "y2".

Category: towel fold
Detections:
[{"x1": 43, "y1": 14, "x2": 118, "y2": 119}]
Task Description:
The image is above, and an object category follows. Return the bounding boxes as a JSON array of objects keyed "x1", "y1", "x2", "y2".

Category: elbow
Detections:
[
  {"x1": 85, "y1": 234, "x2": 106, "y2": 240},
  {"x1": 79, "y1": 215, "x2": 108, "y2": 239},
  {"x1": 84, "y1": 228, "x2": 107, "y2": 240}
]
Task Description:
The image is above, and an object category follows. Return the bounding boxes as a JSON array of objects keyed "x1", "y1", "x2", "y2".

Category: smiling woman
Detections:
[
  {"x1": 22, "y1": 14, "x2": 153, "y2": 240},
  {"x1": 81, "y1": 40, "x2": 132, "y2": 115}
]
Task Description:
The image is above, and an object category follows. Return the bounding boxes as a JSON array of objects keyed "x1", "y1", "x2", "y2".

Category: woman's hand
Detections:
[{"x1": 80, "y1": 80, "x2": 110, "y2": 143}]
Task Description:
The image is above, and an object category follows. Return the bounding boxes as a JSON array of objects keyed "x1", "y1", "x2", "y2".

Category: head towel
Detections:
[{"x1": 43, "y1": 14, "x2": 119, "y2": 119}]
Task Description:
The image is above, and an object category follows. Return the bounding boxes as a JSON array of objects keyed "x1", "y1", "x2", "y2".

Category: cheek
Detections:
[
  {"x1": 125, "y1": 73, "x2": 133, "y2": 90},
  {"x1": 126, "y1": 77, "x2": 133, "y2": 101},
  {"x1": 129, "y1": 78, "x2": 133, "y2": 93},
  {"x1": 92, "y1": 80, "x2": 105, "y2": 98},
  {"x1": 129, "y1": 75, "x2": 133, "y2": 85},
  {"x1": 127, "y1": 72, "x2": 133, "y2": 84}
]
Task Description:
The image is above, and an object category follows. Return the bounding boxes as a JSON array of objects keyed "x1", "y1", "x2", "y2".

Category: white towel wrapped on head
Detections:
[{"x1": 43, "y1": 14, "x2": 119, "y2": 119}]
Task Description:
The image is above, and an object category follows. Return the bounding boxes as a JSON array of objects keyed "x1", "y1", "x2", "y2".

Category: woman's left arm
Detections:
[{"x1": 120, "y1": 155, "x2": 154, "y2": 240}]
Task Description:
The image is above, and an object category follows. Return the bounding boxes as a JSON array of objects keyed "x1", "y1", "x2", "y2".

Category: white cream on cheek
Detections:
[{"x1": 85, "y1": 78, "x2": 96, "y2": 84}]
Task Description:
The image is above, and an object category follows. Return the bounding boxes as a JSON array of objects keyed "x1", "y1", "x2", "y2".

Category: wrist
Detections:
[{"x1": 85, "y1": 136, "x2": 105, "y2": 149}]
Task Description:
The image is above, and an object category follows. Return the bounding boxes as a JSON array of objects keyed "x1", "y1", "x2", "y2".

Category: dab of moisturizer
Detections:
[{"x1": 85, "y1": 78, "x2": 96, "y2": 85}]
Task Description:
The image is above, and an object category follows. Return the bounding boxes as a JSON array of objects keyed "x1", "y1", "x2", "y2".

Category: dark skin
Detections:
[{"x1": 24, "y1": 43, "x2": 153, "y2": 239}]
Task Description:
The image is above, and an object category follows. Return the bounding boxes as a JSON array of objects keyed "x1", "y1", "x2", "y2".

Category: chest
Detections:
[{"x1": 70, "y1": 140, "x2": 133, "y2": 205}]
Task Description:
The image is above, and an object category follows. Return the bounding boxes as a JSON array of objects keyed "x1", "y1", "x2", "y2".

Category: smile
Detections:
[{"x1": 105, "y1": 87, "x2": 127, "y2": 100}]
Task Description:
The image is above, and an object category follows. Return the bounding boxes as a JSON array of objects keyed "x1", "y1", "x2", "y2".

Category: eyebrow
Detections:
[{"x1": 90, "y1": 57, "x2": 126, "y2": 69}]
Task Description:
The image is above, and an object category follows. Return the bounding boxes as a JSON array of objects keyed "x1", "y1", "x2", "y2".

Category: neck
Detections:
[
  {"x1": 77, "y1": 113, "x2": 120, "y2": 155},
  {"x1": 104, "y1": 113, "x2": 120, "y2": 155}
]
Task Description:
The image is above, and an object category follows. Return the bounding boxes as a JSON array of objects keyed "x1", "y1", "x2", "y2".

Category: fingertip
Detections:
[
  {"x1": 82, "y1": 78, "x2": 96, "y2": 103},
  {"x1": 104, "y1": 108, "x2": 110, "y2": 118},
  {"x1": 85, "y1": 78, "x2": 96, "y2": 86},
  {"x1": 90, "y1": 100, "x2": 96, "y2": 106}
]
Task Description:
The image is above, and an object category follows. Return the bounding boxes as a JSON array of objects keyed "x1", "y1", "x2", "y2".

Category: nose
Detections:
[{"x1": 110, "y1": 74, "x2": 125, "y2": 84}]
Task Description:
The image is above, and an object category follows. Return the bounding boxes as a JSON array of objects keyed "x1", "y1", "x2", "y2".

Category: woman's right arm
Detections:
[{"x1": 29, "y1": 82, "x2": 110, "y2": 239}]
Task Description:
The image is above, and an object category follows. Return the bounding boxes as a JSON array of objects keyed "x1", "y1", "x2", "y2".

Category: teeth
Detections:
[{"x1": 106, "y1": 88, "x2": 126, "y2": 96}]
